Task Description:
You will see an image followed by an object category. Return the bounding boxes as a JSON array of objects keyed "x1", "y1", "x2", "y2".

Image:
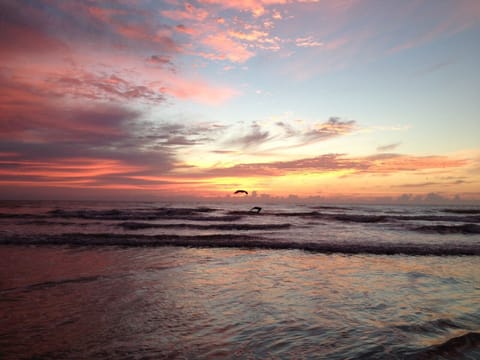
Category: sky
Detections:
[{"x1": 1, "y1": 0, "x2": 479, "y2": 203}]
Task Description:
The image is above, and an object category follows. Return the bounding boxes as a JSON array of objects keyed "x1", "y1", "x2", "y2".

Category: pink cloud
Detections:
[
  {"x1": 0, "y1": 158, "x2": 143, "y2": 180},
  {"x1": 162, "y1": 3, "x2": 209, "y2": 22},
  {"x1": 160, "y1": 76, "x2": 239, "y2": 105},
  {"x1": 199, "y1": 0, "x2": 288, "y2": 17},
  {"x1": 202, "y1": 33, "x2": 255, "y2": 63}
]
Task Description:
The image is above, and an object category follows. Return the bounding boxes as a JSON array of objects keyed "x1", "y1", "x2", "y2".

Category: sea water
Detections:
[{"x1": 0, "y1": 201, "x2": 479, "y2": 359}]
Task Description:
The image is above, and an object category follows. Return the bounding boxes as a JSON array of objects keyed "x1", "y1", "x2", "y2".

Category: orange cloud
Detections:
[{"x1": 192, "y1": 153, "x2": 469, "y2": 179}]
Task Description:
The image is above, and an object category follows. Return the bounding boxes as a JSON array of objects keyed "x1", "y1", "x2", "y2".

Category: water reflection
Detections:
[{"x1": 1, "y1": 246, "x2": 479, "y2": 359}]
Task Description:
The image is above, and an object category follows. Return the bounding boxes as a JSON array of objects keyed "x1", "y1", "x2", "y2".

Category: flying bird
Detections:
[{"x1": 234, "y1": 190, "x2": 248, "y2": 195}]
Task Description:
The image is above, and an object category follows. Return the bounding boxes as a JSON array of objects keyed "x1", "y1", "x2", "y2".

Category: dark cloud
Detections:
[
  {"x1": 211, "y1": 150, "x2": 236, "y2": 154},
  {"x1": 275, "y1": 121, "x2": 297, "y2": 137},
  {"x1": 147, "y1": 55, "x2": 172, "y2": 66},
  {"x1": 364, "y1": 153, "x2": 402, "y2": 161},
  {"x1": 132, "y1": 121, "x2": 226, "y2": 147},
  {"x1": 228, "y1": 123, "x2": 270, "y2": 149},
  {"x1": 377, "y1": 142, "x2": 401, "y2": 152},
  {"x1": 0, "y1": 1, "x2": 180, "y2": 57},
  {"x1": 0, "y1": 71, "x2": 178, "y2": 179},
  {"x1": 51, "y1": 72, "x2": 166, "y2": 103},
  {"x1": 303, "y1": 117, "x2": 356, "y2": 143},
  {"x1": 0, "y1": 1, "x2": 69, "y2": 56},
  {"x1": 394, "y1": 179, "x2": 470, "y2": 188}
]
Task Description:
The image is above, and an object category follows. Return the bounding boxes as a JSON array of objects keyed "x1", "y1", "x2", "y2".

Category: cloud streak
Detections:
[{"x1": 194, "y1": 153, "x2": 468, "y2": 179}]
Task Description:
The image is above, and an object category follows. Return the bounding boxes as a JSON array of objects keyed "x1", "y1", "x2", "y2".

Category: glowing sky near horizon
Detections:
[{"x1": 0, "y1": 0, "x2": 479, "y2": 202}]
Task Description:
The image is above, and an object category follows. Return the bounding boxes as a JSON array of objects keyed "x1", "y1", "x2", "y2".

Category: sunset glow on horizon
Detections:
[{"x1": 1, "y1": 0, "x2": 479, "y2": 203}]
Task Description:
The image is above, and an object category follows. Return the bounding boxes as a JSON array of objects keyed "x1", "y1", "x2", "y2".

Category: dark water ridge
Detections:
[
  {"x1": 413, "y1": 223, "x2": 480, "y2": 234},
  {"x1": 1, "y1": 233, "x2": 480, "y2": 255},
  {"x1": 117, "y1": 221, "x2": 291, "y2": 230}
]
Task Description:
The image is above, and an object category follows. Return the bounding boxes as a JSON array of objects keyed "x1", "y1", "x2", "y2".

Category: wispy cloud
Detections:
[
  {"x1": 227, "y1": 123, "x2": 271, "y2": 149},
  {"x1": 221, "y1": 117, "x2": 357, "y2": 153},
  {"x1": 193, "y1": 153, "x2": 468, "y2": 178},
  {"x1": 303, "y1": 117, "x2": 356, "y2": 143},
  {"x1": 377, "y1": 142, "x2": 401, "y2": 152},
  {"x1": 295, "y1": 36, "x2": 323, "y2": 47}
]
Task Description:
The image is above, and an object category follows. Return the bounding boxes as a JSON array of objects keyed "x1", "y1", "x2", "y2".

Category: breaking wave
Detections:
[
  {"x1": 405, "y1": 332, "x2": 480, "y2": 359},
  {"x1": 1, "y1": 233, "x2": 479, "y2": 256}
]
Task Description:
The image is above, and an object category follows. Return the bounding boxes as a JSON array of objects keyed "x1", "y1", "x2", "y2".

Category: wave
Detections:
[
  {"x1": 412, "y1": 224, "x2": 480, "y2": 235},
  {"x1": 118, "y1": 222, "x2": 291, "y2": 231},
  {"x1": 267, "y1": 211, "x2": 480, "y2": 224},
  {"x1": 328, "y1": 214, "x2": 388, "y2": 223},
  {"x1": 47, "y1": 207, "x2": 241, "y2": 222},
  {"x1": 0, "y1": 213, "x2": 47, "y2": 219},
  {"x1": 406, "y1": 332, "x2": 480, "y2": 359},
  {"x1": 395, "y1": 318, "x2": 463, "y2": 335},
  {"x1": 442, "y1": 208, "x2": 480, "y2": 215},
  {"x1": 19, "y1": 220, "x2": 86, "y2": 226},
  {"x1": 0, "y1": 275, "x2": 103, "y2": 295},
  {"x1": 2, "y1": 206, "x2": 479, "y2": 225},
  {"x1": 310, "y1": 205, "x2": 352, "y2": 210},
  {"x1": 1, "y1": 233, "x2": 479, "y2": 256}
]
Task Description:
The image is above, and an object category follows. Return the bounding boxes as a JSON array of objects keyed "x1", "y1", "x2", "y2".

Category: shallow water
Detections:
[
  {"x1": 1, "y1": 201, "x2": 480, "y2": 358},
  {"x1": 1, "y1": 246, "x2": 479, "y2": 359}
]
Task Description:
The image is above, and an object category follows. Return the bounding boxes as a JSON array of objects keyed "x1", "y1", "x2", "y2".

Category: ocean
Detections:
[{"x1": 0, "y1": 200, "x2": 479, "y2": 359}]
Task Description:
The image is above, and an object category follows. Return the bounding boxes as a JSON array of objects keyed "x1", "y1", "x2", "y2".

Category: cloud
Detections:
[
  {"x1": 199, "y1": 0, "x2": 276, "y2": 17},
  {"x1": 193, "y1": 152, "x2": 468, "y2": 178},
  {"x1": 0, "y1": 1, "x2": 68, "y2": 57},
  {"x1": 394, "y1": 179, "x2": 470, "y2": 188},
  {"x1": 303, "y1": 117, "x2": 356, "y2": 143},
  {"x1": 377, "y1": 142, "x2": 401, "y2": 152},
  {"x1": 161, "y1": 3, "x2": 210, "y2": 22},
  {"x1": 1, "y1": 0, "x2": 243, "y2": 106},
  {"x1": 295, "y1": 36, "x2": 323, "y2": 47},
  {"x1": 389, "y1": 1, "x2": 480, "y2": 53},
  {"x1": 52, "y1": 71, "x2": 166, "y2": 103},
  {"x1": 159, "y1": 76, "x2": 239, "y2": 104},
  {"x1": 227, "y1": 123, "x2": 271, "y2": 149},
  {"x1": 220, "y1": 117, "x2": 357, "y2": 153},
  {"x1": 275, "y1": 121, "x2": 298, "y2": 137},
  {"x1": 147, "y1": 55, "x2": 173, "y2": 66},
  {"x1": 201, "y1": 33, "x2": 255, "y2": 63}
]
